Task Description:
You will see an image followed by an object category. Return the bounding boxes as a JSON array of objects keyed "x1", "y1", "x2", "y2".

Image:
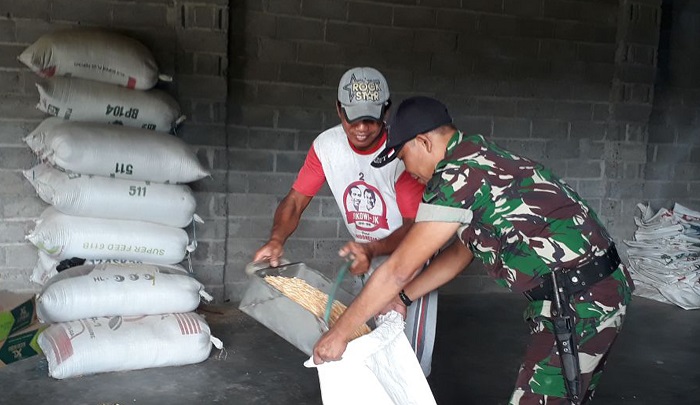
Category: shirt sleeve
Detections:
[
  {"x1": 395, "y1": 171, "x2": 425, "y2": 219},
  {"x1": 415, "y1": 164, "x2": 478, "y2": 224},
  {"x1": 292, "y1": 144, "x2": 326, "y2": 197}
]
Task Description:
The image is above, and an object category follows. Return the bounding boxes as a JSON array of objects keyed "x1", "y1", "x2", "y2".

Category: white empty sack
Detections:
[
  {"x1": 36, "y1": 263, "x2": 211, "y2": 323},
  {"x1": 24, "y1": 163, "x2": 198, "y2": 227},
  {"x1": 25, "y1": 118, "x2": 210, "y2": 184},
  {"x1": 18, "y1": 29, "x2": 166, "y2": 90},
  {"x1": 39, "y1": 312, "x2": 223, "y2": 379},
  {"x1": 26, "y1": 207, "x2": 195, "y2": 264},
  {"x1": 36, "y1": 76, "x2": 183, "y2": 132}
]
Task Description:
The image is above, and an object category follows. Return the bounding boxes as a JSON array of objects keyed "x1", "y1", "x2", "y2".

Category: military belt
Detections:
[{"x1": 524, "y1": 244, "x2": 621, "y2": 302}]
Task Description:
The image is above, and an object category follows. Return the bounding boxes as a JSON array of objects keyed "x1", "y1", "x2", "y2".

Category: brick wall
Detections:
[
  {"x1": 1, "y1": 0, "x2": 698, "y2": 301},
  {"x1": 646, "y1": 0, "x2": 700, "y2": 211},
  {"x1": 224, "y1": 0, "x2": 676, "y2": 299}
]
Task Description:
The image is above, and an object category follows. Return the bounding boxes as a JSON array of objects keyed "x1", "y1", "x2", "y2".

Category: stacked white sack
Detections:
[
  {"x1": 36, "y1": 76, "x2": 183, "y2": 132},
  {"x1": 31, "y1": 251, "x2": 188, "y2": 286},
  {"x1": 35, "y1": 263, "x2": 221, "y2": 379},
  {"x1": 26, "y1": 207, "x2": 194, "y2": 265},
  {"x1": 39, "y1": 312, "x2": 221, "y2": 379},
  {"x1": 24, "y1": 163, "x2": 198, "y2": 227},
  {"x1": 17, "y1": 29, "x2": 169, "y2": 90},
  {"x1": 25, "y1": 118, "x2": 209, "y2": 183},
  {"x1": 36, "y1": 263, "x2": 212, "y2": 323},
  {"x1": 624, "y1": 202, "x2": 700, "y2": 310},
  {"x1": 17, "y1": 29, "x2": 220, "y2": 380}
]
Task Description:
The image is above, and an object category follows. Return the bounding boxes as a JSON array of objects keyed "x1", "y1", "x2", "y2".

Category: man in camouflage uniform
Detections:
[{"x1": 313, "y1": 96, "x2": 635, "y2": 404}]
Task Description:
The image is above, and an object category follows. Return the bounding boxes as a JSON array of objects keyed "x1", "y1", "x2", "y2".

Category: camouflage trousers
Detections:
[{"x1": 509, "y1": 266, "x2": 635, "y2": 404}]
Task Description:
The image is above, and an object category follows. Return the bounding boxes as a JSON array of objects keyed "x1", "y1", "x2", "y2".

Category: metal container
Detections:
[{"x1": 238, "y1": 262, "x2": 361, "y2": 356}]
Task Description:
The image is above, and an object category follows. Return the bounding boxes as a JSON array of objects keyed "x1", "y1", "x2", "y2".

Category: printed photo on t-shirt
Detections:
[{"x1": 343, "y1": 181, "x2": 389, "y2": 236}]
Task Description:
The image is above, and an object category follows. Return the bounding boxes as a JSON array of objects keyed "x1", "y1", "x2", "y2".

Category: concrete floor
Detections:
[{"x1": 1, "y1": 293, "x2": 699, "y2": 404}]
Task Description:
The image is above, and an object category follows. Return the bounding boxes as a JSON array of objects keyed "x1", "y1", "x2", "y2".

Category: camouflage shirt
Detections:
[{"x1": 415, "y1": 132, "x2": 613, "y2": 292}]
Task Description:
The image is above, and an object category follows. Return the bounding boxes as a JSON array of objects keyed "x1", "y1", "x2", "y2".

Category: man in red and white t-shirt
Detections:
[{"x1": 253, "y1": 67, "x2": 437, "y2": 376}]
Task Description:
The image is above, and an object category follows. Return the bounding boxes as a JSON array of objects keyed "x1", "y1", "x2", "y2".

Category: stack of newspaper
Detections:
[{"x1": 624, "y1": 203, "x2": 700, "y2": 310}]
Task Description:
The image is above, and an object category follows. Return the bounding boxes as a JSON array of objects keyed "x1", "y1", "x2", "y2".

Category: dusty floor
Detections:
[{"x1": 1, "y1": 293, "x2": 699, "y2": 404}]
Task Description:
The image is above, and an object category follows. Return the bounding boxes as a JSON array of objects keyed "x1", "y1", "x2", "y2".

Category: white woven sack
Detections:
[
  {"x1": 31, "y1": 250, "x2": 188, "y2": 286},
  {"x1": 304, "y1": 311, "x2": 437, "y2": 405},
  {"x1": 24, "y1": 163, "x2": 198, "y2": 227},
  {"x1": 38, "y1": 312, "x2": 223, "y2": 379},
  {"x1": 36, "y1": 263, "x2": 212, "y2": 323},
  {"x1": 36, "y1": 76, "x2": 184, "y2": 132},
  {"x1": 26, "y1": 207, "x2": 195, "y2": 264},
  {"x1": 25, "y1": 118, "x2": 209, "y2": 184},
  {"x1": 17, "y1": 29, "x2": 168, "y2": 90}
]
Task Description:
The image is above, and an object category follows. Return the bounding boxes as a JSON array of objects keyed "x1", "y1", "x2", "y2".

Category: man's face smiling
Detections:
[{"x1": 338, "y1": 105, "x2": 384, "y2": 151}]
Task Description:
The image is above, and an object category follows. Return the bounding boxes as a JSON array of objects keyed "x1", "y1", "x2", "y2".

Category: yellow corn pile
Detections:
[{"x1": 264, "y1": 275, "x2": 371, "y2": 340}]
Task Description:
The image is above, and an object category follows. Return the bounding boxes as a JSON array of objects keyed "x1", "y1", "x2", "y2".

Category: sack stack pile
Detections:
[
  {"x1": 14, "y1": 29, "x2": 221, "y2": 378},
  {"x1": 16, "y1": 28, "x2": 210, "y2": 284},
  {"x1": 34, "y1": 262, "x2": 222, "y2": 379},
  {"x1": 624, "y1": 202, "x2": 700, "y2": 310}
]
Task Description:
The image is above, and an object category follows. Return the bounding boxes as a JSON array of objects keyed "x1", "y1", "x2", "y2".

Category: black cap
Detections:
[{"x1": 371, "y1": 96, "x2": 452, "y2": 168}]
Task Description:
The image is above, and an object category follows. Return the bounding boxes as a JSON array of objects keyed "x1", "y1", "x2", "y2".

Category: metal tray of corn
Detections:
[{"x1": 238, "y1": 262, "x2": 370, "y2": 356}]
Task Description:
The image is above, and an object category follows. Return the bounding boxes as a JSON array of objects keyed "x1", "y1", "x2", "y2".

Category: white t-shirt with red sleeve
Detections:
[{"x1": 293, "y1": 124, "x2": 423, "y2": 243}]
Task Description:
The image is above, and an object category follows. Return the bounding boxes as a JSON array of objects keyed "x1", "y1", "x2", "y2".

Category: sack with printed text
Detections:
[
  {"x1": 36, "y1": 262, "x2": 211, "y2": 323},
  {"x1": 24, "y1": 163, "x2": 199, "y2": 227},
  {"x1": 38, "y1": 312, "x2": 223, "y2": 379},
  {"x1": 18, "y1": 29, "x2": 169, "y2": 90},
  {"x1": 31, "y1": 250, "x2": 188, "y2": 285},
  {"x1": 25, "y1": 118, "x2": 209, "y2": 184},
  {"x1": 36, "y1": 76, "x2": 183, "y2": 132},
  {"x1": 26, "y1": 207, "x2": 195, "y2": 264}
]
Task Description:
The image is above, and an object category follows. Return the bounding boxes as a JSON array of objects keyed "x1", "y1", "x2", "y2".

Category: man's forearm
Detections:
[
  {"x1": 267, "y1": 191, "x2": 310, "y2": 244},
  {"x1": 403, "y1": 240, "x2": 473, "y2": 300},
  {"x1": 330, "y1": 221, "x2": 461, "y2": 339},
  {"x1": 269, "y1": 203, "x2": 299, "y2": 244},
  {"x1": 363, "y1": 218, "x2": 414, "y2": 258}
]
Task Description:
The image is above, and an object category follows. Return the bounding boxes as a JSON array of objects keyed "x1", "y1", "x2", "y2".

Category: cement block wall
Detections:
[
  {"x1": 646, "y1": 0, "x2": 700, "y2": 210},
  {"x1": 1, "y1": 0, "x2": 698, "y2": 302}
]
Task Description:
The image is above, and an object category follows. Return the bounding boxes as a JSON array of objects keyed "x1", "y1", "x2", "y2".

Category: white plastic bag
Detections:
[
  {"x1": 18, "y1": 29, "x2": 167, "y2": 90},
  {"x1": 304, "y1": 311, "x2": 436, "y2": 405},
  {"x1": 25, "y1": 118, "x2": 209, "y2": 184},
  {"x1": 24, "y1": 163, "x2": 198, "y2": 227},
  {"x1": 26, "y1": 207, "x2": 195, "y2": 264},
  {"x1": 36, "y1": 263, "x2": 211, "y2": 323},
  {"x1": 36, "y1": 76, "x2": 183, "y2": 132},
  {"x1": 38, "y1": 312, "x2": 223, "y2": 379},
  {"x1": 31, "y1": 250, "x2": 187, "y2": 286}
]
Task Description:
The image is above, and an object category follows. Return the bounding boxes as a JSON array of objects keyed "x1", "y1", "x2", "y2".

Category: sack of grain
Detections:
[
  {"x1": 36, "y1": 76, "x2": 183, "y2": 132},
  {"x1": 31, "y1": 250, "x2": 188, "y2": 285},
  {"x1": 25, "y1": 118, "x2": 209, "y2": 184},
  {"x1": 36, "y1": 263, "x2": 211, "y2": 323},
  {"x1": 18, "y1": 29, "x2": 168, "y2": 90},
  {"x1": 26, "y1": 207, "x2": 195, "y2": 264},
  {"x1": 24, "y1": 163, "x2": 198, "y2": 227},
  {"x1": 39, "y1": 312, "x2": 223, "y2": 379}
]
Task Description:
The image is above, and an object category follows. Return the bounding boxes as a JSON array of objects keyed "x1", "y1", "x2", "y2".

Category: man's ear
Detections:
[{"x1": 415, "y1": 133, "x2": 432, "y2": 153}]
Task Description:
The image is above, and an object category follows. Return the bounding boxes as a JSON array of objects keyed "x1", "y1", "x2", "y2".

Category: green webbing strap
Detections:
[{"x1": 323, "y1": 259, "x2": 352, "y2": 325}]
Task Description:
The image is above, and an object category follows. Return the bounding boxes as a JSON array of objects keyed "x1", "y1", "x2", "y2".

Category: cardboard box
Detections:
[
  {"x1": 0, "y1": 291, "x2": 37, "y2": 342},
  {"x1": 0, "y1": 321, "x2": 46, "y2": 367}
]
